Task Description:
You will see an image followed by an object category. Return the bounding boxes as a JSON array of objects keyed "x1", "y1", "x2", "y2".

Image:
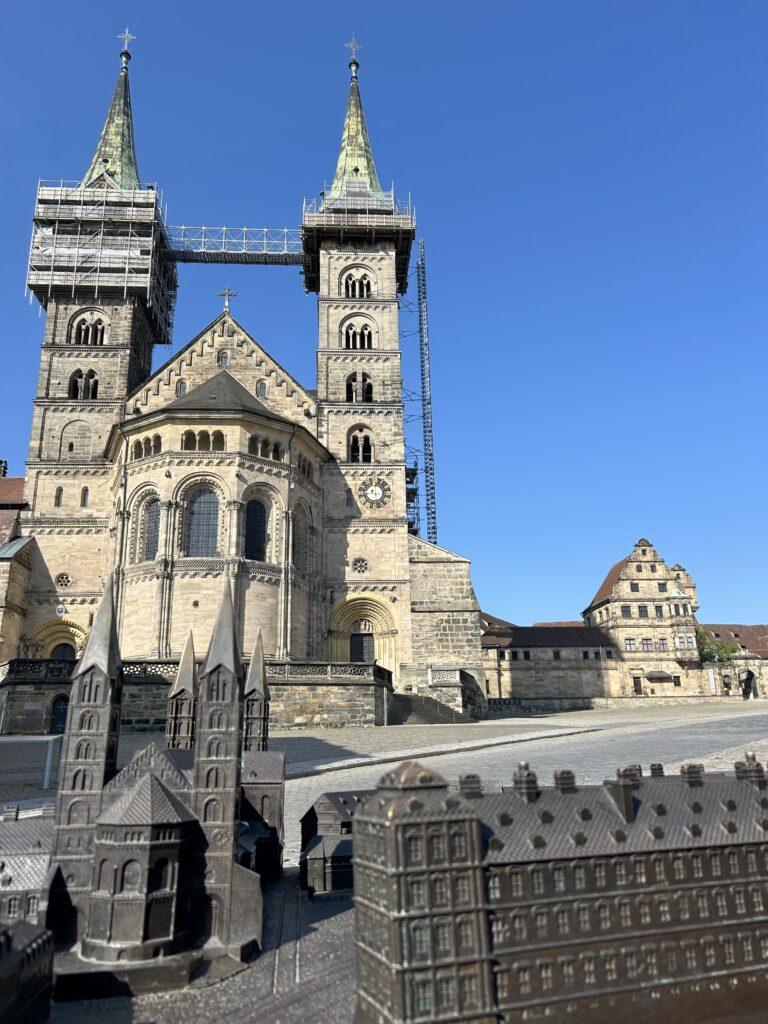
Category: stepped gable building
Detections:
[
  {"x1": 354, "y1": 756, "x2": 768, "y2": 1024},
  {"x1": 482, "y1": 538, "x2": 766, "y2": 706},
  {"x1": 0, "y1": 40, "x2": 485, "y2": 734},
  {"x1": 0, "y1": 580, "x2": 284, "y2": 994}
]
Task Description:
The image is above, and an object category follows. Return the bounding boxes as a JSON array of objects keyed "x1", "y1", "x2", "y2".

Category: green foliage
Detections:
[{"x1": 696, "y1": 627, "x2": 740, "y2": 664}]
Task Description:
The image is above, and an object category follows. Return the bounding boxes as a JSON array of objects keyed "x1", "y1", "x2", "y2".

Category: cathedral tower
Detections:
[
  {"x1": 23, "y1": 40, "x2": 177, "y2": 651},
  {"x1": 303, "y1": 55, "x2": 416, "y2": 679}
]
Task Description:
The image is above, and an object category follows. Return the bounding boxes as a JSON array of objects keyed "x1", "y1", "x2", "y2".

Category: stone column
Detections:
[
  {"x1": 277, "y1": 510, "x2": 293, "y2": 659},
  {"x1": 227, "y1": 501, "x2": 243, "y2": 557}
]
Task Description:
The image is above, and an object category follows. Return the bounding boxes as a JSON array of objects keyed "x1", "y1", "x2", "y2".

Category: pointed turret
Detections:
[
  {"x1": 201, "y1": 580, "x2": 242, "y2": 678},
  {"x1": 244, "y1": 629, "x2": 267, "y2": 698},
  {"x1": 329, "y1": 56, "x2": 383, "y2": 198},
  {"x1": 170, "y1": 631, "x2": 198, "y2": 698},
  {"x1": 81, "y1": 45, "x2": 141, "y2": 190},
  {"x1": 166, "y1": 631, "x2": 198, "y2": 750},
  {"x1": 73, "y1": 574, "x2": 121, "y2": 680},
  {"x1": 243, "y1": 628, "x2": 270, "y2": 752}
]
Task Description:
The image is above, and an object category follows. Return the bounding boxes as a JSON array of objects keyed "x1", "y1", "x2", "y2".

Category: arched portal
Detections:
[{"x1": 328, "y1": 597, "x2": 397, "y2": 673}]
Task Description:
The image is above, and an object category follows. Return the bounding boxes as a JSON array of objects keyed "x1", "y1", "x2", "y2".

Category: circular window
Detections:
[
  {"x1": 56, "y1": 573, "x2": 72, "y2": 589},
  {"x1": 352, "y1": 558, "x2": 369, "y2": 575}
]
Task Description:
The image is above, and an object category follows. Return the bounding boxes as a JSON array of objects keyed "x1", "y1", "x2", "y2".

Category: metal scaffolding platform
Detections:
[{"x1": 163, "y1": 225, "x2": 305, "y2": 265}]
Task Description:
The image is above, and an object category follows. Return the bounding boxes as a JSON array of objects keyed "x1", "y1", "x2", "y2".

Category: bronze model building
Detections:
[
  {"x1": 354, "y1": 757, "x2": 768, "y2": 1024},
  {"x1": 2, "y1": 578, "x2": 284, "y2": 994}
]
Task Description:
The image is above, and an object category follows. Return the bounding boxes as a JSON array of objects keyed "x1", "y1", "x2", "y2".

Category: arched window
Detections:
[
  {"x1": 51, "y1": 643, "x2": 76, "y2": 662},
  {"x1": 79, "y1": 711, "x2": 96, "y2": 731},
  {"x1": 349, "y1": 429, "x2": 373, "y2": 464},
  {"x1": 152, "y1": 435, "x2": 162, "y2": 455},
  {"x1": 207, "y1": 738, "x2": 224, "y2": 758},
  {"x1": 244, "y1": 500, "x2": 267, "y2": 561},
  {"x1": 248, "y1": 435, "x2": 260, "y2": 456},
  {"x1": 54, "y1": 487, "x2": 64, "y2": 508},
  {"x1": 344, "y1": 324, "x2": 358, "y2": 349},
  {"x1": 181, "y1": 430, "x2": 196, "y2": 451},
  {"x1": 176, "y1": 380, "x2": 187, "y2": 397},
  {"x1": 143, "y1": 437, "x2": 152, "y2": 458},
  {"x1": 75, "y1": 740, "x2": 92, "y2": 760},
  {"x1": 206, "y1": 767, "x2": 221, "y2": 789},
  {"x1": 211, "y1": 430, "x2": 225, "y2": 452},
  {"x1": 149, "y1": 858, "x2": 170, "y2": 892},
  {"x1": 260, "y1": 439, "x2": 270, "y2": 459},
  {"x1": 131, "y1": 440, "x2": 142, "y2": 461},
  {"x1": 74, "y1": 320, "x2": 87, "y2": 345},
  {"x1": 256, "y1": 380, "x2": 268, "y2": 399},
  {"x1": 97, "y1": 860, "x2": 112, "y2": 892},
  {"x1": 209, "y1": 710, "x2": 228, "y2": 729},
  {"x1": 186, "y1": 488, "x2": 219, "y2": 557},
  {"x1": 80, "y1": 487, "x2": 89, "y2": 508},
  {"x1": 69, "y1": 370, "x2": 84, "y2": 399},
  {"x1": 143, "y1": 499, "x2": 160, "y2": 561},
  {"x1": 346, "y1": 372, "x2": 373, "y2": 403},
  {"x1": 72, "y1": 317, "x2": 106, "y2": 345},
  {"x1": 197, "y1": 431, "x2": 211, "y2": 452},
  {"x1": 271, "y1": 443, "x2": 281, "y2": 462},
  {"x1": 344, "y1": 273, "x2": 357, "y2": 298},
  {"x1": 203, "y1": 798, "x2": 221, "y2": 822},
  {"x1": 261, "y1": 795, "x2": 271, "y2": 820},
  {"x1": 359, "y1": 324, "x2": 372, "y2": 349},
  {"x1": 121, "y1": 860, "x2": 142, "y2": 892},
  {"x1": 359, "y1": 274, "x2": 372, "y2": 298},
  {"x1": 93, "y1": 319, "x2": 105, "y2": 345},
  {"x1": 85, "y1": 370, "x2": 98, "y2": 399},
  {"x1": 217, "y1": 351, "x2": 229, "y2": 367}
]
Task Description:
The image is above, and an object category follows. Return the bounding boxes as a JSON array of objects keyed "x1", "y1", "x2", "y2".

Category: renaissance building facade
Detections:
[{"x1": 0, "y1": 43, "x2": 485, "y2": 733}]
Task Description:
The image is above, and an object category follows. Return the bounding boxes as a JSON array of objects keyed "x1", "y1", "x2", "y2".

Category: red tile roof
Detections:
[
  {"x1": 0, "y1": 478, "x2": 25, "y2": 507},
  {"x1": 584, "y1": 556, "x2": 629, "y2": 611},
  {"x1": 701, "y1": 624, "x2": 768, "y2": 659}
]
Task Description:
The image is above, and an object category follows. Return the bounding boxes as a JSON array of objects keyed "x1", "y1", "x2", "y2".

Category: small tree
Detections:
[{"x1": 696, "y1": 627, "x2": 740, "y2": 664}]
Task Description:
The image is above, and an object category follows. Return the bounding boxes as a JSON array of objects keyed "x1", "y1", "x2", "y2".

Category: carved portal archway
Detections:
[
  {"x1": 25, "y1": 618, "x2": 88, "y2": 659},
  {"x1": 328, "y1": 597, "x2": 397, "y2": 672}
]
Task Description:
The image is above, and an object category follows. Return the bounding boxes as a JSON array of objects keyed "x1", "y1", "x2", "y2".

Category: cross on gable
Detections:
[
  {"x1": 218, "y1": 287, "x2": 237, "y2": 311},
  {"x1": 118, "y1": 27, "x2": 135, "y2": 51}
]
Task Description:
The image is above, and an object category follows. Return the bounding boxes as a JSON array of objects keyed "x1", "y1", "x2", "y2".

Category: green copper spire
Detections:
[
  {"x1": 82, "y1": 39, "x2": 141, "y2": 190},
  {"x1": 329, "y1": 52, "x2": 382, "y2": 197}
]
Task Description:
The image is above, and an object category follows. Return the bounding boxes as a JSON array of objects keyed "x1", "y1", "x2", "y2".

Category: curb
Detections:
[{"x1": 285, "y1": 726, "x2": 603, "y2": 780}]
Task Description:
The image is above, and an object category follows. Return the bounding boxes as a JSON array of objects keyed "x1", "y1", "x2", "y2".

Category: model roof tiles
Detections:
[{"x1": 98, "y1": 771, "x2": 195, "y2": 826}]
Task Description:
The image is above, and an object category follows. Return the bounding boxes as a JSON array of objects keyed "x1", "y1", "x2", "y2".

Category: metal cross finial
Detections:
[
  {"x1": 345, "y1": 34, "x2": 362, "y2": 62},
  {"x1": 118, "y1": 27, "x2": 135, "y2": 51},
  {"x1": 218, "y1": 287, "x2": 237, "y2": 311}
]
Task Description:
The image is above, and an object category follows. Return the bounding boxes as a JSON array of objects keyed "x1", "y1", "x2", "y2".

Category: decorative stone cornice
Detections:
[
  {"x1": 26, "y1": 464, "x2": 112, "y2": 476},
  {"x1": 126, "y1": 452, "x2": 292, "y2": 477},
  {"x1": 28, "y1": 590, "x2": 101, "y2": 606},
  {"x1": 23, "y1": 518, "x2": 109, "y2": 535}
]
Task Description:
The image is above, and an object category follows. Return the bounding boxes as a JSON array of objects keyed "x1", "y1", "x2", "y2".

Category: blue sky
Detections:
[{"x1": 2, "y1": 2, "x2": 766, "y2": 624}]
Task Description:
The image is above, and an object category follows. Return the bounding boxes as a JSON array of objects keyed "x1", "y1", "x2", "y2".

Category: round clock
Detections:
[{"x1": 359, "y1": 477, "x2": 391, "y2": 509}]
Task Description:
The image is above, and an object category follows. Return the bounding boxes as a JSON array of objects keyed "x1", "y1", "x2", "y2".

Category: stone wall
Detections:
[{"x1": 488, "y1": 694, "x2": 764, "y2": 715}]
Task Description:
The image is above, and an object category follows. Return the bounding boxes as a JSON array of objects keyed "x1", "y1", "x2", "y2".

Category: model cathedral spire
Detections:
[{"x1": 48, "y1": 581, "x2": 284, "y2": 969}]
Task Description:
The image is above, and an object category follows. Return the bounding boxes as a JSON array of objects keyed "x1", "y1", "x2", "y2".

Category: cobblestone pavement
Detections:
[{"x1": 46, "y1": 704, "x2": 768, "y2": 1024}]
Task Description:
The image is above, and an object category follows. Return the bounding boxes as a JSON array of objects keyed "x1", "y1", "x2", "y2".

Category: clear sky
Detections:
[{"x1": 2, "y1": 2, "x2": 766, "y2": 625}]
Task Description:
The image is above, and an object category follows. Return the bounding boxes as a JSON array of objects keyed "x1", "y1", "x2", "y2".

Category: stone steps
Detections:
[{"x1": 388, "y1": 693, "x2": 475, "y2": 726}]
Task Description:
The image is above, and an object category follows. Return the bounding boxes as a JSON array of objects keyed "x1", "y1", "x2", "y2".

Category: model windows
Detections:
[
  {"x1": 655, "y1": 605, "x2": 663, "y2": 618},
  {"x1": 345, "y1": 372, "x2": 373, "y2": 403},
  {"x1": 185, "y1": 488, "x2": 219, "y2": 556},
  {"x1": 659, "y1": 638, "x2": 668, "y2": 651},
  {"x1": 625, "y1": 638, "x2": 636, "y2": 652},
  {"x1": 642, "y1": 638, "x2": 653, "y2": 652},
  {"x1": 673, "y1": 675, "x2": 681, "y2": 687},
  {"x1": 143, "y1": 499, "x2": 161, "y2": 561},
  {"x1": 658, "y1": 582, "x2": 667, "y2": 592},
  {"x1": 638, "y1": 605, "x2": 649, "y2": 618},
  {"x1": 244, "y1": 500, "x2": 267, "y2": 561},
  {"x1": 630, "y1": 582, "x2": 639, "y2": 593}
]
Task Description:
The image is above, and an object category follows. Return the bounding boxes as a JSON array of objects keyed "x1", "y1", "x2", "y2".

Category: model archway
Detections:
[{"x1": 328, "y1": 597, "x2": 397, "y2": 673}]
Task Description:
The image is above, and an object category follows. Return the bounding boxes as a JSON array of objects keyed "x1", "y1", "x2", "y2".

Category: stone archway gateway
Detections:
[
  {"x1": 328, "y1": 597, "x2": 397, "y2": 673},
  {"x1": 26, "y1": 618, "x2": 88, "y2": 659}
]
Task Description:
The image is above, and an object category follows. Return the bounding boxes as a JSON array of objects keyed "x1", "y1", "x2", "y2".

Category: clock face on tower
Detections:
[{"x1": 359, "y1": 477, "x2": 391, "y2": 509}]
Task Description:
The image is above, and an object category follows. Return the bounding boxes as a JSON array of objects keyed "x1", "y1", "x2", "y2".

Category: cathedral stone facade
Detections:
[{"x1": 0, "y1": 45, "x2": 485, "y2": 732}]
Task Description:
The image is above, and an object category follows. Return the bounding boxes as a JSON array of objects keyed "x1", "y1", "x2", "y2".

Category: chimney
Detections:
[
  {"x1": 680, "y1": 764, "x2": 705, "y2": 787},
  {"x1": 619, "y1": 765, "x2": 643, "y2": 784},
  {"x1": 513, "y1": 761, "x2": 540, "y2": 803},
  {"x1": 745, "y1": 751, "x2": 767, "y2": 789},
  {"x1": 650, "y1": 764, "x2": 664, "y2": 777},
  {"x1": 734, "y1": 761, "x2": 747, "y2": 781},
  {"x1": 553, "y1": 769, "x2": 577, "y2": 793},
  {"x1": 458, "y1": 774, "x2": 483, "y2": 798}
]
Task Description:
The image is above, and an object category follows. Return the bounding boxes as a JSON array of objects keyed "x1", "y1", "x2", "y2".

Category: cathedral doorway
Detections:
[
  {"x1": 328, "y1": 597, "x2": 397, "y2": 673},
  {"x1": 350, "y1": 629, "x2": 375, "y2": 663},
  {"x1": 49, "y1": 694, "x2": 69, "y2": 734},
  {"x1": 51, "y1": 642, "x2": 76, "y2": 662}
]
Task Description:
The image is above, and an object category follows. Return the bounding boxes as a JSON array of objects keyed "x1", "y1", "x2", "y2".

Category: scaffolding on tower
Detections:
[{"x1": 416, "y1": 239, "x2": 438, "y2": 544}]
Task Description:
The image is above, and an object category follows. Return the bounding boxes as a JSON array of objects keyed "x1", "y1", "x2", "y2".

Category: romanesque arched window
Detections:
[
  {"x1": 211, "y1": 430, "x2": 225, "y2": 452},
  {"x1": 181, "y1": 430, "x2": 196, "y2": 451},
  {"x1": 97, "y1": 860, "x2": 112, "y2": 892},
  {"x1": 359, "y1": 324, "x2": 372, "y2": 350},
  {"x1": 143, "y1": 499, "x2": 160, "y2": 561},
  {"x1": 79, "y1": 711, "x2": 96, "y2": 731},
  {"x1": 342, "y1": 270, "x2": 374, "y2": 298},
  {"x1": 54, "y1": 487, "x2": 63, "y2": 508},
  {"x1": 121, "y1": 860, "x2": 142, "y2": 892},
  {"x1": 217, "y1": 351, "x2": 229, "y2": 367},
  {"x1": 248, "y1": 435, "x2": 260, "y2": 456},
  {"x1": 143, "y1": 437, "x2": 152, "y2": 458},
  {"x1": 256, "y1": 380, "x2": 268, "y2": 399},
  {"x1": 75, "y1": 740, "x2": 92, "y2": 760},
  {"x1": 152, "y1": 435, "x2": 162, "y2": 455},
  {"x1": 260, "y1": 439, "x2": 270, "y2": 459},
  {"x1": 349, "y1": 428, "x2": 373, "y2": 463},
  {"x1": 69, "y1": 370, "x2": 84, "y2": 399},
  {"x1": 203, "y1": 798, "x2": 220, "y2": 822},
  {"x1": 132, "y1": 440, "x2": 143, "y2": 461},
  {"x1": 271, "y1": 443, "x2": 281, "y2": 462},
  {"x1": 244, "y1": 499, "x2": 267, "y2": 561},
  {"x1": 176, "y1": 380, "x2": 187, "y2": 397},
  {"x1": 85, "y1": 370, "x2": 99, "y2": 399},
  {"x1": 359, "y1": 273, "x2": 372, "y2": 298},
  {"x1": 346, "y1": 372, "x2": 373, "y2": 403},
  {"x1": 72, "y1": 317, "x2": 106, "y2": 346},
  {"x1": 80, "y1": 487, "x2": 89, "y2": 508},
  {"x1": 186, "y1": 488, "x2": 219, "y2": 557},
  {"x1": 206, "y1": 767, "x2": 221, "y2": 789},
  {"x1": 207, "y1": 738, "x2": 225, "y2": 758},
  {"x1": 197, "y1": 431, "x2": 211, "y2": 452}
]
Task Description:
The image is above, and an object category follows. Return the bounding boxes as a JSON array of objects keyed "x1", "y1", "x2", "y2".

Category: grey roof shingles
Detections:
[{"x1": 98, "y1": 771, "x2": 195, "y2": 826}]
